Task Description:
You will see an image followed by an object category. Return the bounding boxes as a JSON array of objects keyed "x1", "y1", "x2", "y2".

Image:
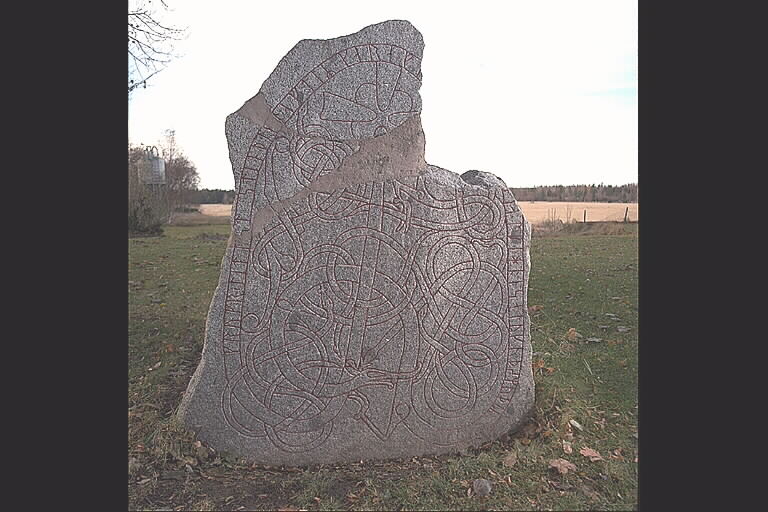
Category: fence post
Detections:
[
  {"x1": 583, "y1": 210, "x2": 587, "y2": 223},
  {"x1": 624, "y1": 206, "x2": 629, "y2": 223}
]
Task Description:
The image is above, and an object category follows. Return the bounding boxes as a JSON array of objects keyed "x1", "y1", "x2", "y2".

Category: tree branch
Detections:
[{"x1": 127, "y1": 1, "x2": 185, "y2": 94}]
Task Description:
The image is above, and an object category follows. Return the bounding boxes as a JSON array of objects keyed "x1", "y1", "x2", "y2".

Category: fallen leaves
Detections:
[
  {"x1": 502, "y1": 451, "x2": 518, "y2": 467},
  {"x1": 528, "y1": 304, "x2": 544, "y2": 313},
  {"x1": 549, "y1": 458, "x2": 577, "y2": 475},
  {"x1": 532, "y1": 359, "x2": 556, "y2": 375},
  {"x1": 609, "y1": 448, "x2": 625, "y2": 461},
  {"x1": 569, "y1": 419, "x2": 584, "y2": 432},
  {"x1": 566, "y1": 328, "x2": 582, "y2": 341},
  {"x1": 563, "y1": 422, "x2": 574, "y2": 441},
  {"x1": 579, "y1": 446, "x2": 604, "y2": 461}
]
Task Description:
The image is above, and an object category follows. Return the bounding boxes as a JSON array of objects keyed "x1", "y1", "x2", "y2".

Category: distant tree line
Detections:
[
  {"x1": 509, "y1": 183, "x2": 638, "y2": 202},
  {"x1": 188, "y1": 189, "x2": 234, "y2": 204}
]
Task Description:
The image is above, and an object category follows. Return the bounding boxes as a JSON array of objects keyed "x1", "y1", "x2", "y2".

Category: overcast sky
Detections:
[{"x1": 128, "y1": 0, "x2": 637, "y2": 190}]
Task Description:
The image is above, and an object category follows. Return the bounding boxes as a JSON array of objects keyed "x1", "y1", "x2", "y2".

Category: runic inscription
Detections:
[
  {"x1": 178, "y1": 20, "x2": 534, "y2": 466},
  {"x1": 230, "y1": 41, "x2": 422, "y2": 232}
]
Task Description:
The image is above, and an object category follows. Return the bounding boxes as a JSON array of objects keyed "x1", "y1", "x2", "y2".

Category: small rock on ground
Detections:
[{"x1": 473, "y1": 478, "x2": 492, "y2": 496}]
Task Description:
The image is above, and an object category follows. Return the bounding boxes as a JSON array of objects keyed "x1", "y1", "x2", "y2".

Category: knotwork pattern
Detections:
[
  {"x1": 219, "y1": 175, "x2": 527, "y2": 453},
  {"x1": 232, "y1": 42, "x2": 422, "y2": 233}
]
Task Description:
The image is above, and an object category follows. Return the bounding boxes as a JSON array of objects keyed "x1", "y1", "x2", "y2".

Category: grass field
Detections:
[
  {"x1": 189, "y1": 202, "x2": 638, "y2": 224},
  {"x1": 128, "y1": 222, "x2": 638, "y2": 511}
]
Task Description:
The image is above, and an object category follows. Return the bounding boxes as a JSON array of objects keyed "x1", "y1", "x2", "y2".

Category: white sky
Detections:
[{"x1": 128, "y1": 0, "x2": 637, "y2": 190}]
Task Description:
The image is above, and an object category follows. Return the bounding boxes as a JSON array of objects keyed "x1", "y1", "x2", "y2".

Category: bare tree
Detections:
[
  {"x1": 161, "y1": 130, "x2": 200, "y2": 219},
  {"x1": 128, "y1": 0, "x2": 186, "y2": 94}
]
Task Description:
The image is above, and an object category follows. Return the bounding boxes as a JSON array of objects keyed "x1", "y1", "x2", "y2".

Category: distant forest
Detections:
[
  {"x1": 190, "y1": 183, "x2": 638, "y2": 204},
  {"x1": 189, "y1": 189, "x2": 234, "y2": 204},
  {"x1": 509, "y1": 183, "x2": 637, "y2": 203}
]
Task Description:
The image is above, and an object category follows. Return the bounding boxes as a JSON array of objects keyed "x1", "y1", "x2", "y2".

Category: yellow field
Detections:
[
  {"x1": 198, "y1": 204, "x2": 234, "y2": 217},
  {"x1": 516, "y1": 201, "x2": 638, "y2": 223},
  {"x1": 199, "y1": 201, "x2": 637, "y2": 224}
]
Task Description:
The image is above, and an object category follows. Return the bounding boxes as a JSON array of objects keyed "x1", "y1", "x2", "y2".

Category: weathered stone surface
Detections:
[
  {"x1": 223, "y1": 19, "x2": 424, "y2": 234},
  {"x1": 178, "y1": 20, "x2": 534, "y2": 466}
]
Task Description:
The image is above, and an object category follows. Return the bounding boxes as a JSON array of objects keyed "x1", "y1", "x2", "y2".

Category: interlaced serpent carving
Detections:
[
  {"x1": 232, "y1": 42, "x2": 422, "y2": 232},
  {"x1": 220, "y1": 176, "x2": 527, "y2": 452}
]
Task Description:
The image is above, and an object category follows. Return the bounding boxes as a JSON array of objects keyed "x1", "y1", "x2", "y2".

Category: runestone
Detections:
[{"x1": 178, "y1": 20, "x2": 534, "y2": 465}]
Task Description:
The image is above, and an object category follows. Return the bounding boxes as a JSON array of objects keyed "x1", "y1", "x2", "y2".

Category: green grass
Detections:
[{"x1": 128, "y1": 223, "x2": 638, "y2": 511}]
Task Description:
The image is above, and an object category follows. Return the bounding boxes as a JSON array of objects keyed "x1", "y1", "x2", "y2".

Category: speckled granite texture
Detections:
[{"x1": 178, "y1": 20, "x2": 534, "y2": 466}]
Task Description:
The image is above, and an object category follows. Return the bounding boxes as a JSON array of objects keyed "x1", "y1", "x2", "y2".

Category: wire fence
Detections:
[{"x1": 519, "y1": 202, "x2": 639, "y2": 224}]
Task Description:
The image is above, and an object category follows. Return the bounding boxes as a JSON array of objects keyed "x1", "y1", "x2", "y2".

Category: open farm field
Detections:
[
  {"x1": 188, "y1": 201, "x2": 638, "y2": 225},
  {"x1": 517, "y1": 202, "x2": 638, "y2": 224},
  {"x1": 128, "y1": 223, "x2": 638, "y2": 511},
  {"x1": 198, "y1": 204, "x2": 234, "y2": 217}
]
